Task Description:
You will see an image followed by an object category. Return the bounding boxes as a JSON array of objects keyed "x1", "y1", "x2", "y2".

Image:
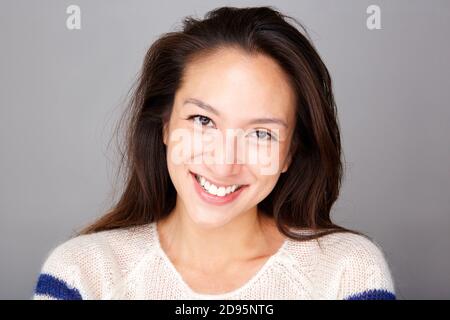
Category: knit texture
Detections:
[{"x1": 33, "y1": 222, "x2": 396, "y2": 300}]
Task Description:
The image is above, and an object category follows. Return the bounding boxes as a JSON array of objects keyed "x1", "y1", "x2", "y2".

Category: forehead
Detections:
[{"x1": 176, "y1": 48, "x2": 296, "y2": 120}]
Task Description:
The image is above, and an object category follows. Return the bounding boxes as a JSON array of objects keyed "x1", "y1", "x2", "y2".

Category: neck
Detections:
[{"x1": 157, "y1": 201, "x2": 277, "y2": 271}]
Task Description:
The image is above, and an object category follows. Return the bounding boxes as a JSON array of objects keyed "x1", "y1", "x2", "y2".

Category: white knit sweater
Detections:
[{"x1": 33, "y1": 222, "x2": 396, "y2": 300}]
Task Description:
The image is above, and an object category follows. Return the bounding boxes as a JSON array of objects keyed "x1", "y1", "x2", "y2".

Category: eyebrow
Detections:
[{"x1": 183, "y1": 98, "x2": 288, "y2": 128}]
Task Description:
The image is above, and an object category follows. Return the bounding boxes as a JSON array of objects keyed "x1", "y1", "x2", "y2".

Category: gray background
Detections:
[{"x1": 1, "y1": 0, "x2": 449, "y2": 299}]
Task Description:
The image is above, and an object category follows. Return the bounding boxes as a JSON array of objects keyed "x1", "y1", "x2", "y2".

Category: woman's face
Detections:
[{"x1": 163, "y1": 48, "x2": 296, "y2": 228}]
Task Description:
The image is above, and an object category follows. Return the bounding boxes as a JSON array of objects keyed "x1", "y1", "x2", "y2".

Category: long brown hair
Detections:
[{"x1": 79, "y1": 6, "x2": 361, "y2": 241}]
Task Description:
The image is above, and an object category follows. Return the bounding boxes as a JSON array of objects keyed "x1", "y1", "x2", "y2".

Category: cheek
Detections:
[
  {"x1": 166, "y1": 127, "x2": 197, "y2": 166},
  {"x1": 249, "y1": 169, "x2": 281, "y2": 202},
  {"x1": 245, "y1": 141, "x2": 288, "y2": 175}
]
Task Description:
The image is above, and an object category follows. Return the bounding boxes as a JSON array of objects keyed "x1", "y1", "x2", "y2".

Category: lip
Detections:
[{"x1": 190, "y1": 171, "x2": 247, "y2": 206}]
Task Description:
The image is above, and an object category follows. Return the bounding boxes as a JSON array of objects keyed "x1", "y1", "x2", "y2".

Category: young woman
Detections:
[{"x1": 33, "y1": 6, "x2": 396, "y2": 300}]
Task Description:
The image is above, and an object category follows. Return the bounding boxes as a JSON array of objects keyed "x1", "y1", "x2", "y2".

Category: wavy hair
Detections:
[{"x1": 80, "y1": 6, "x2": 360, "y2": 241}]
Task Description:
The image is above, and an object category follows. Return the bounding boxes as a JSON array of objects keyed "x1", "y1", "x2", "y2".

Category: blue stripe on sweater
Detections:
[
  {"x1": 35, "y1": 273, "x2": 82, "y2": 300},
  {"x1": 344, "y1": 289, "x2": 396, "y2": 300}
]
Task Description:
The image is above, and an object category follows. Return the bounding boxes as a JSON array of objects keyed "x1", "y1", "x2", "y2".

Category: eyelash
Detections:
[{"x1": 186, "y1": 115, "x2": 276, "y2": 141}]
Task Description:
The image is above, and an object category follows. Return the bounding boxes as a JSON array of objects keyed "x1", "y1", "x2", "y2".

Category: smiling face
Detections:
[{"x1": 163, "y1": 48, "x2": 296, "y2": 228}]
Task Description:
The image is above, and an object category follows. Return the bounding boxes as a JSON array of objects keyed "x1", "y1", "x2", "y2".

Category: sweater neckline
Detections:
[{"x1": 150, "y1": 221, "x2": 290, "y2": 299}]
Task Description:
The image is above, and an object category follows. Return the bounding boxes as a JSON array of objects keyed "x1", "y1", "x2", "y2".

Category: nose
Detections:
[
  {"x1": 207, "y1": 162, "x2": 242, "y2": 177},
  {"x1": 206, "y1": 131, "x2": 242, "y2": 177}
]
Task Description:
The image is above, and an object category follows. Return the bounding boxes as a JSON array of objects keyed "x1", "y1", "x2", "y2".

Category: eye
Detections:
[
  {"x1": 249, "y1": 129, "x2": 275, "y2": 141},
  {"x1": 188, "y1": 115, "x2": 215, "y2": 128}
]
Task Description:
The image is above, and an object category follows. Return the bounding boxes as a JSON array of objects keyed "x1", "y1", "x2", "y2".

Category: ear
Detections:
[
  {"x1": 162, "y1": 121, "x2": 169, "y2": 146},
  {"x1": 281, "y1": 152, "x2": 292, "y2": 173},
  {"x1": 282, "y1": 136, "x2": 298, "y2": 173}
]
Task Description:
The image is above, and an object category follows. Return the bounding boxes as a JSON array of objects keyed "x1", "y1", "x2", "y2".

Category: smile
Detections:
[
  {"x1": 190, "y1": 171, "x2": 247, "y2": 206},
  {"x1": 194, "y1": 173, "x2": 242, "y2": 197}
]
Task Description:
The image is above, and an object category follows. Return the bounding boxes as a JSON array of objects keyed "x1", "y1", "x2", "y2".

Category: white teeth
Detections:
[
  {"x1": 217, "y1": 187, "x2": 226, "y2": 197},
  {"x1": 208, "y1": 184, "x2": 218, "y2": 195},
  {"x1": 195, "y1": 174, "x2": 242, "y2": 197}
]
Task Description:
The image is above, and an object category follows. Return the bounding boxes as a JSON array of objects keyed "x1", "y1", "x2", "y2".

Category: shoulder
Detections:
[
  {"x1": 33, "y1": 223, "x2": 156, "y2": 300},
  {"x1": 317, "y1": 231, "x2": 391, "y2": 266},
  {"x1": 285, "y1": 229, "x2": 389, "y2": 264},
  {"x1": 40, "y1": 223, "x2": 155, "y2": 269},
  {"x1": 284, "y1": 230, "x2": 396, "y2": 299}
]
